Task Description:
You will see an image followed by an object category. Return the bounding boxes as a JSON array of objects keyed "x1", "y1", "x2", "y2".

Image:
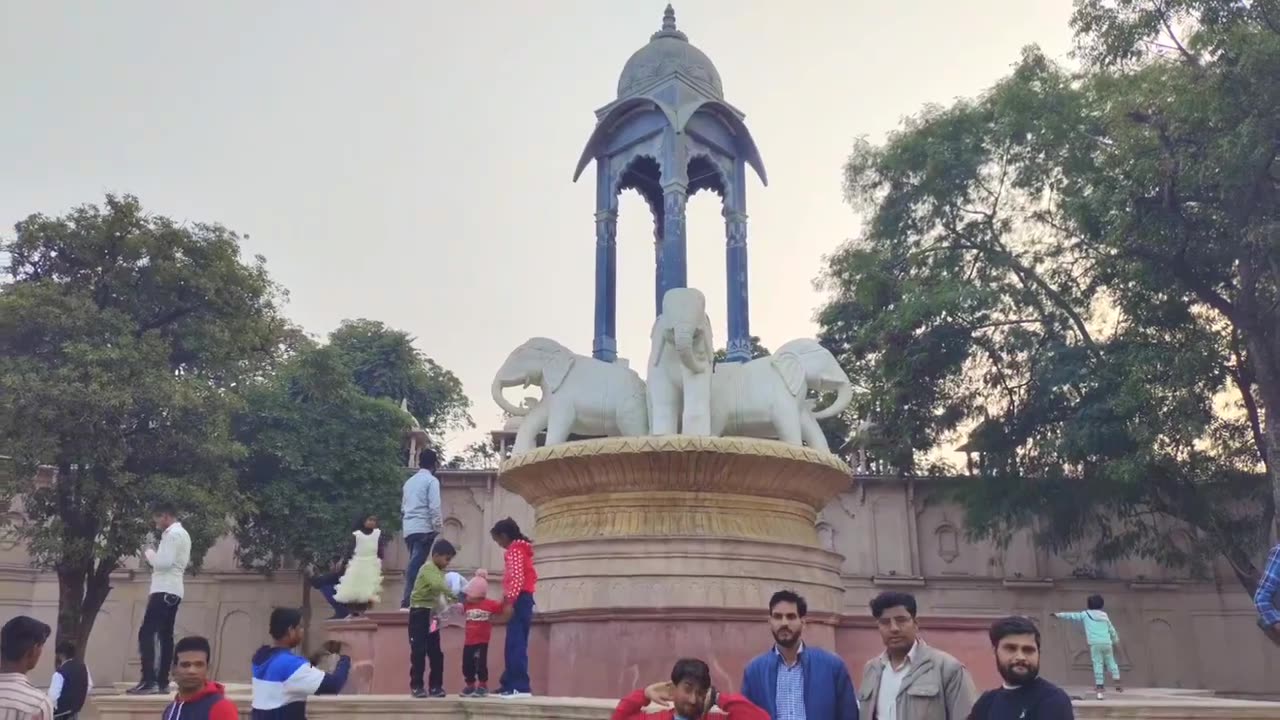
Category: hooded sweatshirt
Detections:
[
  {"x1": 502, "y1": 539, "x2": 537, "y2": 601},
  {"x1": 1055, "y1": 609, "x2": 1120, "y2": 646},
  {"x1": 162, "y1": 681, "x2": 239, "y2": 720},
  {"x1": 611, "y1": 689, "x2": 770, "y2": 720},
  {"x1": 250, "y1": 645, "x2": 350, "y2": 720}
]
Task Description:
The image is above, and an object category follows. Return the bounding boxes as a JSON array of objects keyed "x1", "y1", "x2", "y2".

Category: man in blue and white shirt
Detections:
[
  {"x1": 400, "y1": 448, "x2": 443, "y2": 609},
  {"x1": 128, "y1": 502, "x2": 191, "y2": 695},
  {"x1": 251, "y1": 608, "x2": 349, "y2": 720}
]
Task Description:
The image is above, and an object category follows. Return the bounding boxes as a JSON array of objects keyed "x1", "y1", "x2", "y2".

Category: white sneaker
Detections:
[
  {"x1": 399, "y1": 607, "x2": 410, "y2": 613},
  {"x1": 1095, "y1": 691, "x2": 1105, "y2": 700},
  {"x1": 498, "y1": 690, "x2": 532, "y2": 699}
]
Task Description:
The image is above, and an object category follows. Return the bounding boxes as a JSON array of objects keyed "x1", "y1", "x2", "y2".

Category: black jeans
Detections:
[
  {"x1": 408, "y1": 608, "x2": 443, "y2": 691},
  {"x1": 138, "y1": 592, "x2": 181, "y2": 685},
  {"x1": 462, "y1": 643, "x2": 489, "y2": 684},
  {"x1": 399, "y1": 532, "x2": 436, "y2": 609}
]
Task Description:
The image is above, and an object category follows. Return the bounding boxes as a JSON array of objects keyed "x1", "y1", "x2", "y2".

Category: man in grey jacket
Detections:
[
  {"x1": 399, "y1": 448, "x2": 443, "y2": 609},
  {"x1": 858, "y1": 592, "x2": 976, "y2": 720}
]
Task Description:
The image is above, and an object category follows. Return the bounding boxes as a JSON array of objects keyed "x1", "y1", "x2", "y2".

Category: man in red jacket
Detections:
[
  {"x1": 162, "y1": 635, "x2": 239, "y2": 720},
  {"x1": 613, "y1": 659, "x2": 769, "y2": 720}
]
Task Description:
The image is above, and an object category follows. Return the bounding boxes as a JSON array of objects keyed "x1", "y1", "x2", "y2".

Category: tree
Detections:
[
  {"x1": 232, "y1": 345, "x2": 407, "y2": 590},
  {"x1": 445, "y1": 440, "x2": 500, "y2": 470},
  {"x1": 327, "y1": 319, "x2": 472, "y2": 441},
  {"x1": 0, "y1": 194, "x2": 291, "y2": 652},
  {"x1": 233, "y1": 319, "x2": 473, "y2": 612},
  {"x1": 713, "y1": 336, "x2": 770, "y2": 363},
  {"x1": 815, "y1": 1, "x2": 1280, "y2": 595}
]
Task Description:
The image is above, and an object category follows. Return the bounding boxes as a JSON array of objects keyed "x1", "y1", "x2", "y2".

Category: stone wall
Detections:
[{"x1": 3, "y1": 469, "x2": 1276, "y2": 694}]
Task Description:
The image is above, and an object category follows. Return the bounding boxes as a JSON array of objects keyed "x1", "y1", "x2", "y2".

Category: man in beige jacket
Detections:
[{"x1": 857, "y1": 592, "x2": 977, "y2": 720}]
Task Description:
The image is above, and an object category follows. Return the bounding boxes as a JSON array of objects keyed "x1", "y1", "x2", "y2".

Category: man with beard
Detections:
[
  {"x1": 612, "y1": 658, "x2": 769, "y2": 720},
  {"x1": 742, "y1": 590, "x2": 859, "y2": 720},
  {"x1": 968, "y1": 617, "x2": 1073, "y2": 720}
]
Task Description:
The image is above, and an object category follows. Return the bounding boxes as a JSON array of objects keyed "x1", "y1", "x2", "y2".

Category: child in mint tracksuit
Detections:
[{"x1": 1054, "y1": 594, "x2": 1122, "y2": 699}]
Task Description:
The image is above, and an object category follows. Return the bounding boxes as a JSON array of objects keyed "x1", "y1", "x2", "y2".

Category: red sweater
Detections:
[
  {"x1": 611, "y1": 689, "x2": 769, "y2": 720},
  {"x1": 164, "y1": 681, "x2": 238, "y2": 720},
  {"x1": 502, "y1": 539, "x2": 537, "y2": 601},
  {"x1": 463, "y1": 598, "x2": 504, "y2": 645}
]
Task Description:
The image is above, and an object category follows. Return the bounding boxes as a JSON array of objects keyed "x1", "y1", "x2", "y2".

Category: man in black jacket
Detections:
[
  {"x1": 969, "y1": 617, "x2": 1074, "y2": 720},
  {"x1": 49, "y1": 641, "x2": 91, "y2": 720}
]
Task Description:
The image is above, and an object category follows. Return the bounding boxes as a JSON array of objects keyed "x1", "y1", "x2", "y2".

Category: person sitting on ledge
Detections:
[{"x1": 612, "y1": 658, "x2": 769, "y2": 720}]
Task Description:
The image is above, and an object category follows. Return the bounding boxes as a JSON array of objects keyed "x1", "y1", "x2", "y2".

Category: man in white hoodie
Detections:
[{"x1": 127, "y1": 502, "x2": 192, "y2": 695}]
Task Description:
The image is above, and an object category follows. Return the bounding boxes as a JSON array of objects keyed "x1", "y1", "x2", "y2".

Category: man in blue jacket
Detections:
[{"x1": 741, "y1": 590, "x2": 858, "y2": 720}]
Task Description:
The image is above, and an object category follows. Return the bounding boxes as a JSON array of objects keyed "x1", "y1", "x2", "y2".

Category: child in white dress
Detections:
[{"x1": 333, "y1": 514, "x2": 386, "y2": 616}]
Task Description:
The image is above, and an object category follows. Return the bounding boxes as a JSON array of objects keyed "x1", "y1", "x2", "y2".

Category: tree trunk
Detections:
[{"x1": 55, "y1": 558, "x2": 116, "y2": 660}]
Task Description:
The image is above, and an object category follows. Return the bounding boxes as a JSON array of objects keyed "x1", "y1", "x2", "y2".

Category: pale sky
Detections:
[{"x1": 0, "y1": 1, "x2": 1075, "y2": 453}]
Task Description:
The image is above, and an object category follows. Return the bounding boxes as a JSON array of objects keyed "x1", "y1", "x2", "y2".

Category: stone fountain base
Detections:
[{"x1": 330, "y1": 436, "x2": 856, "y2": 697}]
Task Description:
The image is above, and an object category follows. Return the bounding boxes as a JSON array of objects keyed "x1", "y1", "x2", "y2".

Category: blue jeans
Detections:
[
  {"x1": 316, "y1": 581, "x2": 350, "y2": 619},
  {"x1": 500, "y1": 592, "x2": 534, "y2": 693},
  {"x1": 399, "y1": 532, "x2": 436, "y2": 608}
]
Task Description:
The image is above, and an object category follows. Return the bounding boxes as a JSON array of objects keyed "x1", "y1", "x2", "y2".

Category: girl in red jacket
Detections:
[{"x1": 491, "y1": 517, "x2": 536, "y2": 698}]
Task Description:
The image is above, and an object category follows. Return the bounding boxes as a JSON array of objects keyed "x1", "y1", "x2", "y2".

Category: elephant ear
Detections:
[
  {"x1": 648, "y1": 316, "x2": 665, "y2": 368},
  {"x1": 544, "y1": 349, "x2": 576, "y2": 394},
  {"x1": 697, "y1": 313, "x2": 715, "y2": 363},
  {"x1": 770, "y1": 351, "x2": 806, "y2": 397}
]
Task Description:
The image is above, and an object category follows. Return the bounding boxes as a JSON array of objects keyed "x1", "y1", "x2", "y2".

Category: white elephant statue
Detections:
[
  {"x1": 492, "y1": 337, "x2": 649, "y2": 454},
  {"x1": 710, "y1": 339, "x2": 854, "y2": 451},
  {"x1": 647, "y1": 288, "x2": 715, "y2": 436}
]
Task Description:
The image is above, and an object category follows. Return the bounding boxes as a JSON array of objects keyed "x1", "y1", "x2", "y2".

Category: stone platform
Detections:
[{"x1": 89, "y1": 688, "x2": 1280, "y2": 720}]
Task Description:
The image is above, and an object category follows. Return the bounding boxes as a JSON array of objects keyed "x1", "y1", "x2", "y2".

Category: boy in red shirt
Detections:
[
  {"x1": 460, "y1": 569, "x2": 503, "y2": 697},
  {"x1": 612, "y1": 658, "x2": 767, "y2": 720}
]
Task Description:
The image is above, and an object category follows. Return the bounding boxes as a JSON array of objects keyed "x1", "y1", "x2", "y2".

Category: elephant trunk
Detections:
[
  {"x1": 811, "y1": 382, "x2": 854, "y2": 420},
  {"x1": 674, "y1": 325, "x2": 707, "y2": 373},
  {"x1": 491, "y1": 377, "x2": 529, "y2": 416}
]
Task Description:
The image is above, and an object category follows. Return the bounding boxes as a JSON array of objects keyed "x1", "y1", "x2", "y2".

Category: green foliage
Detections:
[
  {"x1": 234, "y1": 319, "x2": 473, "y2": 575},
  {"x1": 713, "y1": 336, "x2": 770, "y2": 363},
  {"x1": 232, "y1": 345, "x2": 408, "y2": 575},
  {"x1": 328, "y1": 319, "x2": 473, "y2": 443},
  {"x1": 815, "y1": 2, "x2": 1280, "y2": 593},
  {"x1": 445, "y1": 440, "x2": 500, "y2": 470},
  {"x1": 0, "y1": 194, "x2": 291, "y2": 647}
]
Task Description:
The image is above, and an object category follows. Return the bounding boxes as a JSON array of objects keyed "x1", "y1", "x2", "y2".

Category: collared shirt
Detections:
[
  {"x1": 0, "y1": 671, "x2": 55, "y2": 720},
  {"x1": 773, "y1": 643, "x2": 806, "y2": 720},
  {"x1": 1256, "y1": 543, "x2": 1280, "y2": 627},
  {"x1": 874, "y1": 642, "x2": 919, "y2": 720},
  {"x1": 149, "y1": 521, "x2": 191, "y2": 598},
  {"x1": 401, "y1": 470, "x2": 442, "y2": 537}
]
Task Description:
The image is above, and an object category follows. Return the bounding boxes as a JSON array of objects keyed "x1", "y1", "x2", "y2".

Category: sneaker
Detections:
[
  {"x1": 1115, "y1": 686, "x2": 1124, "y2": 693},
  {"x1": 461, "y1": 686, "x2": 476, "y2": 697},
  {"x1": 411, "y1": 687, "x2": 428, "y2": 699},
  {"x1": 428, "y1": 688, "x2": 447, "y2": 698},
  {"x1": 474, "y1": 687, "x2": 489, "y2": 698},
  {"x1": 126, "y1": 682, "x2": 159, "y2": 696},
  {"x1": 498, "y1": 690, "x2": 532, "y2": 699},
  {"x1": 1095, "y1": 691, "x2": 1105, "y2": 700},
  {"x1": 399, "y1": 607, "x2": 410, "y2": 613}
]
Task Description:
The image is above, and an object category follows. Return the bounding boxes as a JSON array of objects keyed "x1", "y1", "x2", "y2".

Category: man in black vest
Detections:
[{"x1": 49, "y1": 641, "x2": 91, "y2": 720}]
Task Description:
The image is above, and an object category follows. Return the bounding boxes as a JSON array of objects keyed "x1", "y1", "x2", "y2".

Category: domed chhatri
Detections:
[
  {"x1": 573, "y1": 4, "x2": 766, "y2": 365},
  {"x1": 617, "y1": 4, "x2": 723, "y2": 99}
]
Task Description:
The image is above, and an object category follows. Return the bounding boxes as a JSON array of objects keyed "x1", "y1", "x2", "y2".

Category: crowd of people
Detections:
[{"x1": 0, "y1": 446, "x2": 1151, "y2": 720}]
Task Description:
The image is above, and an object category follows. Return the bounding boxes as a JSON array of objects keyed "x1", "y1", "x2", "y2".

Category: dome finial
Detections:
[{"x1": 651, "y1": 3, "x2": 688, "y2": 41}]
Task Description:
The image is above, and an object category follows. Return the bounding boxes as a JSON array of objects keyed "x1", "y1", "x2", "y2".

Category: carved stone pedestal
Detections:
[{"x1": 501, "y1": 435, "x2": 852, "y2": 614}]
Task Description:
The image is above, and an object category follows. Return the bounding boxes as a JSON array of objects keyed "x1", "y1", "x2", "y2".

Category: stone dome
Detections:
[{"x1": 617, "y1": 5, "x2": 723, "y2": 100}]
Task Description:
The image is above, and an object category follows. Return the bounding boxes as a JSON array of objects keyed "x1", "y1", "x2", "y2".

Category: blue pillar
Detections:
[
  {"x1": 592, "y1": 209, "x2": 618, "y2": 361},
  {"x1": 653, "y1": 220, "x2": 664, "y2": 317},
  {"x1": 724, "y1": 210, "x2": 750, "y2": 363},
  {"x1": 659, "y1": 183, "x2": 688, "y2": 301}
]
